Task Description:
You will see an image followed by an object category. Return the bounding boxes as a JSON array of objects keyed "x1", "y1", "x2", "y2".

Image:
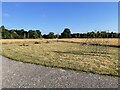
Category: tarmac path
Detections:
[{"x1": 1, "y1": 55, "x2": 119, "y2": 88}]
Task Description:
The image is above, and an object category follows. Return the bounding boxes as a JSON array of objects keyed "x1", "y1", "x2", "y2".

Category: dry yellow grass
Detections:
[
  {"x1": 0, "y1": 39, "x2": 44, "y2": 44},
  {"x1": 58, "y1": 38, "x2": 120, "y2": 46},
  {"x1": 1, "y1": 39, "x2": 119, "y2": 76},
  {"x1": 0, "y1": 38, "x2": 119, "y2": 46}
]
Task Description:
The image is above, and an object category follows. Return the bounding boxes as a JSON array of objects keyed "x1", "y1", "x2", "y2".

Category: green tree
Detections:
[
  {"x1": 16, "y1": 29, "x2": 25, "y2": 39},
  {"x1": 1, "y1": 26, "x2": 11, "y2": 39},
  {"x1": 48, "y1": 32, "x2": 54, "y2": 39},
  {"x1": 9, "y1": 30, "x2": 19, "y2": 39},
  {"x1": 36, "y1": 30, "x2": 42, "y2": 38},
  {"x1": 28, "y1": 30, "x2": 34, "y2": 38},
  {"x1": 28, "y1": 30, "x2": 41, "y2": 39},
  {"x1": 61, "y1": 28, "x2": 71, "y2": 38}
]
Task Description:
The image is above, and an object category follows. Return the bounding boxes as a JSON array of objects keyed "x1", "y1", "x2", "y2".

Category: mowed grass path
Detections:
[{"x1": 1, "y1": 39, "x2": 119, "y2": 77}]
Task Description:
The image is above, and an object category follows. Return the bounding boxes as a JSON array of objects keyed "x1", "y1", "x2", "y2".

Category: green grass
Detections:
[{"x1": 1, "y1": 41, "x2": 119, "y2": 77}]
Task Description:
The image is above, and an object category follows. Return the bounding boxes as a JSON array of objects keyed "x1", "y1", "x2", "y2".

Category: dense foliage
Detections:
[
  {"x1": 1, "y1": 26, "x2": 42, "y2": 39},
  {"x1": 61, "y1": 28, "x2": 71, "y2": 38},
  {"x1": 1, "y1": 26, "x2": 120, "y2": 39}
]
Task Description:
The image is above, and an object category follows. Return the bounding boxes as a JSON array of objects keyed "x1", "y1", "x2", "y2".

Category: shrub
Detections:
[{"x1": 34, "y1": 41, "x2": 40, "y2": 44}]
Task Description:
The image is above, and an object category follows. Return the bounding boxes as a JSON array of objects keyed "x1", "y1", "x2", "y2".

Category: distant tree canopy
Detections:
[
  {"x1": 48, "y1": 32, "x2": 54, "y2": 39},
  {"x1": 28, "y1": 30, "x2": 42, "y2": 39},
  {"x1": 1, "y1": 25, "x2": 120, "y2": 39},
  {"x1": 61, "y1": 28, "x2": 71, "y2": 38},
  {"x1": 0, "y1": 26, "x2": 42, "y2": 39}
]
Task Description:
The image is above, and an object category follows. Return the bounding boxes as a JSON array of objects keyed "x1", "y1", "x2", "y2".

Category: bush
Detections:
[{"x1": 34, "y1": 41, "x2": 41, "y2": 44}]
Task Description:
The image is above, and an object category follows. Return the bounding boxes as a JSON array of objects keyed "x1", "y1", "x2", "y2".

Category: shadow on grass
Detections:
[
  {"x1": 58, "y1": 40, "x2": 120, "y2": 48},
  {"x1": 53, "y1": 51, "x2": 111, "y2": 57}
]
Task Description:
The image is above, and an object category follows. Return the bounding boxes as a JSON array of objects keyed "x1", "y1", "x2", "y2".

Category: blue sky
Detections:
[{"x1": 2, "y1": 2, "x2": 118, "y2": 34}]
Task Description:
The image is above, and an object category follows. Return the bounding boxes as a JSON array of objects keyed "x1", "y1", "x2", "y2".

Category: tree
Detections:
[
  {"x1": 1, "y1": 25, "x2": 120, "y2": 39},
  {"x1": 33, "y1": 31, "x2": 38, "y2": 39},
  {"x1": 1, "y1": 25, "x2": 5, "y2": 30},
  {"x1": 1, "y1": 26, "x2": 11, "y2": 39},
  {"x1": 16, "y1": 29, "x2": 25, "y2": 39},
  {"x1": 61, "y1": 28, "x2": 71, "y2": 38},
  {"x1": 72, "y1": 33, "x2": 77, "y2": 38},
  {"x1": 28, "y1": 30, "x2": 41, "y2": 39},
  {"x1": 36, "y1": 30, "x2": 42, "y2": 38},
  {"x1": 23, "y1": 31, "x2": 28, "y2": 39},
  {"x1": 42, "y1": 34, "x2": 48, "y2": 39},
  {"x1": 9, "y1": 30, "x2": 19, "y2": 39},
  {"x1": 48, "y1": 32, "x2": 54, "y2": 39},
  {"x1": 54, "y1": 33, "x2": 59, "y2": 39},
  {"x1": 28, "y1": 30, "x2": 36, "y2": 39}
]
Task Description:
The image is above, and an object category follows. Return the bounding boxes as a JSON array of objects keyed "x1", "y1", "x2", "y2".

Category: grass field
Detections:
[
  {"x1": 0, "y1": 38, "x2": 119, "y2": 76},
  {"x1": 0, "y1": 38, "x2": 120, "y2": 46}
]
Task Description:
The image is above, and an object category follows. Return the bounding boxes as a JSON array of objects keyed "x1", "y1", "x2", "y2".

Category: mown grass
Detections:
[{"x1": 1, "y1": 39, "x2": 119, "y2": 77}]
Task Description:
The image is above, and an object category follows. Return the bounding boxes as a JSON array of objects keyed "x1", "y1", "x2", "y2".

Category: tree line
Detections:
[{"x1": 0, "y1": 25, "x2": 120, "y2": 39}]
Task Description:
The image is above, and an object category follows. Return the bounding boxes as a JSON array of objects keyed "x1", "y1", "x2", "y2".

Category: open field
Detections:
[
  {"x1": 0, "y1": 38, "x2": 119, "y2": 76},
  {"x1": 0, "y1": 38, "x2": 120, "y2": 46}
]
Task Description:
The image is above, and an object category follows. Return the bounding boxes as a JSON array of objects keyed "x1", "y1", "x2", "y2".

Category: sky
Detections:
[{"x1": 2, "y1": 2, "x2": 118, "y2": 34}]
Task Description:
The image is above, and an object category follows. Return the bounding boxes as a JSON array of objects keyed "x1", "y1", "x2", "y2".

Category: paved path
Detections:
[{"x1": 1, "y1": 55, "x2": 119, "y2": 88}]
